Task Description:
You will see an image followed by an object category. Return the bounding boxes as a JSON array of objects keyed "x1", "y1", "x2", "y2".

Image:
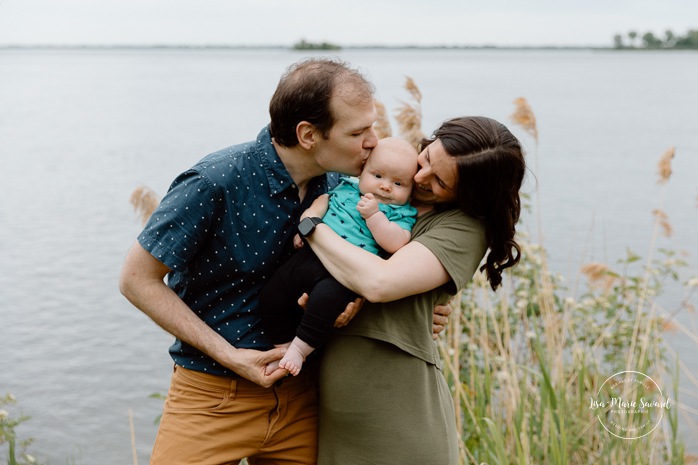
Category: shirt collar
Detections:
[
  {"x1": 256, "y1": 126, "x2": 296, "y2": 196},
  {"x1": 256, "y1": 125, "x2": 330, "y2": 198}
]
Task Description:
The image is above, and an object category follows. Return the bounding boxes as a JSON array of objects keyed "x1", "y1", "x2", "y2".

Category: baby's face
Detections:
[{"x1": 358, "y1": 140, "x2": 418, "y2": 205}]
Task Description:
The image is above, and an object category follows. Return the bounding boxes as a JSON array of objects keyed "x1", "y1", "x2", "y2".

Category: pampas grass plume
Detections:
[
  {"x1": 657, "y1": 146, "x2": 675, "y2": 184},
  {"x1": 373, "y1": 100, "x2": 393, "y2": 139},
  {"x1": 581, "y1": 262, "x2": 616, "y2": 293},
  {"x1": 395, "y1": 76, "x2": 425, "y2": 151},
  {"x1": 510, "y1": 97, "x2": 538, "y2": 143},
  {"x1": 652, "y1": 208, "x2": 673, "y2": 237},
  {"x1": 130, "y1": 185, "x2": 160, "y2": 226}
]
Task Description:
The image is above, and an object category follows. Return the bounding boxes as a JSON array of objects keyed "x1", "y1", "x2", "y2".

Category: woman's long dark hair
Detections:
[{"x1": 422, "y1": 116, "x2": 526, "y2": 291}]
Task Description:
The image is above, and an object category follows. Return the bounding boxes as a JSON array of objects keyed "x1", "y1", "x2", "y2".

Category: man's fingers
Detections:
[
  {"x1": 333, "y1": 297, "x2": 365, "y2": 328},
  {"x1": 297, "y1": 293, "x2": 309, "y2": 310},
  {"x1": 260, "y1": 367, "x2": 288, "y2": 387},
  {"x1": 433, "y1": 314, "x2": 449, "y2": 326},
  {"x1": 260, "y1": 347, "x2": 285, "y2": 364},
  {"x1": 432, "y1": 323, "x2": 445, "y2": 340},
  {"x1": 333, "y1": 303, "x2": 353, "y2": 327},
  {"x1": 435, "y1": 302, "x2": 453, "y2": 317}
]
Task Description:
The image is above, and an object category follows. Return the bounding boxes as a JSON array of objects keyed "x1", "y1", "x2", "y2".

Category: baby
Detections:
[{"x1": 258, "y1": 137, "x2": 419, "y2": 375}]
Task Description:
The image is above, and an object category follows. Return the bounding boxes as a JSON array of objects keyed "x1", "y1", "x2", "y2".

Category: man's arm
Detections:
[{"x1": 119, "y1": 241, "x2": 287, "y2": 387}]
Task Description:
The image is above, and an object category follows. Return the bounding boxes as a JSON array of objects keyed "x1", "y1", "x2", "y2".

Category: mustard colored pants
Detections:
[{"x1": 151, "y1": 365, "x2": 319, "y2": 465}]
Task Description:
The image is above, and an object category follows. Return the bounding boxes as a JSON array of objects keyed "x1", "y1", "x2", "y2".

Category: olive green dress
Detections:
[{"x1": 317, "y1": 209, "x2": 487, "y2": 465}]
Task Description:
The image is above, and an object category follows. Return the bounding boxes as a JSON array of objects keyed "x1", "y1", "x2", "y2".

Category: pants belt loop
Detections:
[{"x1": 229, "y1": 378, "x2": 238, "y2": 401}]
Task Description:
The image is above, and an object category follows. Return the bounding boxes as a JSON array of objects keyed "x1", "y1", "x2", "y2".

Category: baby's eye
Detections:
[
  {"x1": 394, "y1": 182, "x2": 403, "y2": 187},
  {"x1": 374, "y1": 173, "x2": 382, "y2": 179}
]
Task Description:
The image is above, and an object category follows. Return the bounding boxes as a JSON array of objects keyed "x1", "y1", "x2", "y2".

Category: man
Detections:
[{"x1": 120, "y1": 58, "x2": 378, "y2": 464}]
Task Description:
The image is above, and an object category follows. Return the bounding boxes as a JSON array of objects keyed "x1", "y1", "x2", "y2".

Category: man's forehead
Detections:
[{"x1": 333, "y1": 82, "x2": 375, "y2": 107}]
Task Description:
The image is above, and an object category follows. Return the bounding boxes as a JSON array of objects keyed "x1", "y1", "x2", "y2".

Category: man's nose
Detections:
[{"x1": 364, "y1": 127, "x2": 378, "y2": 149}]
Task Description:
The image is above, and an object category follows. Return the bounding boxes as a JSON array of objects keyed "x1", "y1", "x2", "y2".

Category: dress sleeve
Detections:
[{"x1": 412, "y1": 211, "x2": 487, "y2": 293}]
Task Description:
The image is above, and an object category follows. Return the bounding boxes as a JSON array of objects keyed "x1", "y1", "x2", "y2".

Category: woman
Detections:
[{"x1": 300, "y1": 116, "x2": 526, "y2": 464}]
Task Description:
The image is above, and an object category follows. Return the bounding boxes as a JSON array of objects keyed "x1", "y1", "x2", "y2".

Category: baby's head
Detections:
[{"x1": 358, "y1": 137, "x2": 418, "y2": 206}]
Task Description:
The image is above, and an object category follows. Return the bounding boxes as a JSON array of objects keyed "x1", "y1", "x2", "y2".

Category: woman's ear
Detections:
[{"x1": 296, "y1": 122, "x2": 317, "y2": 150}]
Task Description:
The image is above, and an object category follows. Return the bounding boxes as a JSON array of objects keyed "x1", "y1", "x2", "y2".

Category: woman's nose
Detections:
[{"x1": 414, "y1": 167, "x2": 427, "y2": 184}]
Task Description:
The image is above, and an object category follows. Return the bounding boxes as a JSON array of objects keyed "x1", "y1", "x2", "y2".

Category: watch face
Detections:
[{"x1": 298, "y1": 218, "x2": 315, "y2": 237}]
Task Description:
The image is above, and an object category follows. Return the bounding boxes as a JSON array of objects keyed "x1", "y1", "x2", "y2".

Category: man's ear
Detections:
[{"x1": 296, "y1": 121, "x2": 317, "y2": 150}]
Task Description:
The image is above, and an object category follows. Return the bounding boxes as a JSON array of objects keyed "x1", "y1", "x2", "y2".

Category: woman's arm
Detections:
[{"x1": 307, "y1": 223, "x2": 450, "y2": 303}]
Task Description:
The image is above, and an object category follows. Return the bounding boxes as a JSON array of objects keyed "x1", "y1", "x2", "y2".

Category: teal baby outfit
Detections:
[{"x1": 323, "y1": 178, "x2": 418, "y2": 254}]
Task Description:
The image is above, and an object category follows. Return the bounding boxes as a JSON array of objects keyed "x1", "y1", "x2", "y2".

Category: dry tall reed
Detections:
[
  {"x1": 129, "y1": 185, "x2": 160, "y2": 226},
  {"x1": 373, "y1": 101, "x2": 392, "y2": 139},
  {"x1": 394, "y1": 77, "x2": 426, "y2": 150}
]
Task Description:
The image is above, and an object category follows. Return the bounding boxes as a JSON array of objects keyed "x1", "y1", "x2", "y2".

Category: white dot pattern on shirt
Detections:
[{"x1": 137, "y1": 129, "x2": 322, "y2": 376}]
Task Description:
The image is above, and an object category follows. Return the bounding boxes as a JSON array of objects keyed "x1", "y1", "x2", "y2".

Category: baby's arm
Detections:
[{"x1": 357, "y1": 193, "x2": 411, "y2": 254}]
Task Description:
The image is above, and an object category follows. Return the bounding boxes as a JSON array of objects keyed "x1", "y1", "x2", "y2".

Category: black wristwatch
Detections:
[{"x1": 298, "y1": 217, "x2": 324, "y2": 238}]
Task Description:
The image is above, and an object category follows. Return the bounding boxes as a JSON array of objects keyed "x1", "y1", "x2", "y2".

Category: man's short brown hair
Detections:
[{"x1": 269, "y1": 58, "x2": 374, "y2": 147}]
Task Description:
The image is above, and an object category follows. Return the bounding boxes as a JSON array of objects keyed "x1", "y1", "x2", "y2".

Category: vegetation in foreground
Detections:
[{"x1": 0, "y1": 394, "x2": 40, "y2": 465}]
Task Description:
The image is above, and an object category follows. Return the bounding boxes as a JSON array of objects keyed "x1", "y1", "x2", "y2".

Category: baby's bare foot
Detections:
[
  {"x1": 279, "y1": 347, "x2": 305, "y2": 376},
  {"x1": 279, "y1": 360, "x2": 301, "y2": 376}
]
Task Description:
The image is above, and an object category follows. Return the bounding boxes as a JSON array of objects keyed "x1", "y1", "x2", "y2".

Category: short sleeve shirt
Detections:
[
  {"x1": 323, "y1": 178, "x2": 418, "y2": 255},
  {"x1": 138, "y1": 126, "x2": 337, "y2": 376}
]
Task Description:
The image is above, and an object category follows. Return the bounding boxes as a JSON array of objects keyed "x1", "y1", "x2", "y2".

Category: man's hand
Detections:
[
  {"x1": 226, "y1": 347, "x2": 289, "y2": 388},
  {"x1": 333, "y1": 297, "x2": 364, "y2": 327},
  {"x1": 432, "y1": 300, "x2": 454, "y2": 340},
  {"x1": 357, "y1": 193, "x2": 380, "y2": 219},
  {"x1": 297, "y1": 293, "x2": 365, "y2": 328}
]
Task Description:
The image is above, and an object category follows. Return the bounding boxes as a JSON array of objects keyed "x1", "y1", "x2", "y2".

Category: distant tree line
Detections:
[
  {"x1": 293, "y1": 39, "x2": 341, "y2": 51},
  {"x1": 613, "y1": 29, "x2": 698, "y2": 49}
]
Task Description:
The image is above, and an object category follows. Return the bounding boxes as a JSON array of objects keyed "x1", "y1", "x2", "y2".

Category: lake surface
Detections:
[{"x1": 1, "y1": 48, "x2": 696, "y2": 463}]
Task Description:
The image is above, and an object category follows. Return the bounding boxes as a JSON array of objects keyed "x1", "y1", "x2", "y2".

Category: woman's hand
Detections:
[{"x1": 302, "y1": 194, "x2": 329, "y2": 220}]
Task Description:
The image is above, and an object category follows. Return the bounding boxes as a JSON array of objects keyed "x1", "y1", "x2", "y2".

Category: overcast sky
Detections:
[{"x1": 1, "y1": 0, "x2": 696, "y2": 47}]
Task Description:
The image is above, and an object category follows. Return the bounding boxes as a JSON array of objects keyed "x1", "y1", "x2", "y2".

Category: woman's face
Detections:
[{"x1": 412, "y1": 139, "x2": 458, "y2": 206}]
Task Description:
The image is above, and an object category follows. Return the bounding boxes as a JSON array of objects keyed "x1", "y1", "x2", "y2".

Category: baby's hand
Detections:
[{"x1": 357, "y1": 193, "x2": 379, "y2": 219}]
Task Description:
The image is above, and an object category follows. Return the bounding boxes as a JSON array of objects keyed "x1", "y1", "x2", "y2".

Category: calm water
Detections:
[{"x1": 1, "y1": 48, "x2": 697, "y2": 463}]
